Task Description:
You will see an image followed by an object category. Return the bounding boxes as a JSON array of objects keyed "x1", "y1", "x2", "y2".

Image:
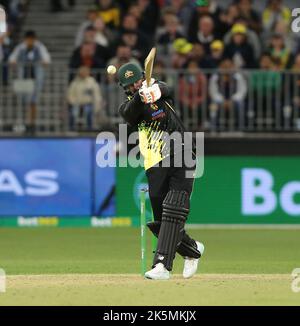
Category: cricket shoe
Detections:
[
  {"x1": 145, "y1": 263, "x2": 170, "y2": 280},
  {"x1": 183, "y1": 242, "x2": 205, "y2": 279}
]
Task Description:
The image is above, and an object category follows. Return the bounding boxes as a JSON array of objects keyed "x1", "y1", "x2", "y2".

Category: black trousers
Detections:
[{"x1": 145, "y1": 156, "x2": 195, "y2": 222}]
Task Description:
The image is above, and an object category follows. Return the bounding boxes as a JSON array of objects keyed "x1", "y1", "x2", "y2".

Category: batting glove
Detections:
[{"x1": 139, "y1": 83, "x2": 162, "y2": 104}]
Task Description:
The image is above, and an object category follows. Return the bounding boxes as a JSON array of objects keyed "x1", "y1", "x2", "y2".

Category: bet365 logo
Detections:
[{"x1": 292, "y1": 9, "x2": 300, "y2": 33}]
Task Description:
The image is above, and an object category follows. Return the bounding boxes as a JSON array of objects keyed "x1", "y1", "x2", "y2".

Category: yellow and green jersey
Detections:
[{"x1": 119, "y1": 81, "x2": 191, "y2": 170}]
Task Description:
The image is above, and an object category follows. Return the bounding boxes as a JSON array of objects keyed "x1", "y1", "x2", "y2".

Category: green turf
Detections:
[
  {"x1": 0, "y1": 228, "x2": 299, "y2": 305},
  {"x1": 0, "y1": 228, "x2": 299, "y2": 275}
]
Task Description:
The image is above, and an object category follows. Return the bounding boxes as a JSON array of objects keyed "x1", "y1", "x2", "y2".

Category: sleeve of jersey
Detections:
[
  {"x1": 157, "y1": 81, "x2": 171, "y2": 99},
  {"x1": 118, "y1": 92, "x2": 144, "y2": 126}
]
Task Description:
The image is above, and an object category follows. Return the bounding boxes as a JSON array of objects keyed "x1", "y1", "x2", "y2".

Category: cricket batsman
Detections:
[{"x1": 117, "y1": 60, "x2": 204, "y2": 280}]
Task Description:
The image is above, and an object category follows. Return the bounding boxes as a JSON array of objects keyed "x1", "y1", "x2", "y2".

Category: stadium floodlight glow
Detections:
[{"x1": 0, "y1": 6, "x2": 7, "y2": 35}]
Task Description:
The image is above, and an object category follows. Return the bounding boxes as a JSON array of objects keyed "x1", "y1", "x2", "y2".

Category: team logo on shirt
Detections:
[{"x1": 150, "y1": 103, "x2": 159, "y2": 111}]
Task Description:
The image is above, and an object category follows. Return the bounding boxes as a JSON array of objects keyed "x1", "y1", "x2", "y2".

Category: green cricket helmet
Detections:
[{"x1": 118, "y1": 62, "x2": 143, "y2": 88}]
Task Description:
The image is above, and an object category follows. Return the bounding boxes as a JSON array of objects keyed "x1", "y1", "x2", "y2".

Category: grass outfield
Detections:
[{"x1": 0, "y1": 228, "x2": 299, "y2": 305}]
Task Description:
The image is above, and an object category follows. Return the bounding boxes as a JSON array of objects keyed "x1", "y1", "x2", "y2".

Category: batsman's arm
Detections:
[
  {"x1": 157, "y1": 81, "x2": 172, "y2": 99},
  {"x1": 118, "y1": 92, "x2": 143, "y2": 126}
]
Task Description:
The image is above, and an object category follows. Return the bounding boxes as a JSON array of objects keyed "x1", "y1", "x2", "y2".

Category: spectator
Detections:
[
  {"x1": 75, "y1": 7, "x2": 99, "y2": 47},
  {"x1": 107, "y1": 44, "x2": 140, "y2": 73},
  {"x1": 189, "y1": 15, "x2": 216, "y2": 55},
  {"x1": 157, "y1": 14, "x2": 184, "y2": 56},
  {"x1": 262, "y1": 0, "x2": 291, "y2": 38},
  {"x1": 268, "y1": 33, "x2": 293, "y2": 70},
  {"x1": 135, "y1": 0, "x2": 160, "y2": 39},
  {"x1": 209, "y1": 59, "x2": 247, "y2": 130},
  {"x1": 223, "y1": 17, "x2": 261, "y2": 60},
  {"x1": 235, "y1": 0, "x2": 261, "y2": 34},
  {"x1": 188, "y1": 42, "x2": 212, "y2": 69},
  {"x1": 0, "y1": 31, "x2": 11, "y2": 84},
  {"x1": 93, "y1": 17, "x2": 113, "y2": 47},
  {"x1": 118, "y1": 13, "x2": 149, "y2": 51},
  {"x1": 96, "y1": 0, "x2": 121, "y2": 30},
  {"x1": 274, "y1": 20, "x2": 299, "y2": 55},
  {"x1": 206, "y1": 40, "x2": 224, "y2": 68},
  {"x1": 67, "y1": 66, "x2": 103, "y2": 130},
  {"x1": 0, "y1": 32, "x2": 10, "y2": 63},
  {"x1": 8, "y1": 30, "x2": 51, "y2": 132},
  {"x1": 250, "y1": 53, "x2": 282, "y2": 128},
  {"x1": 188, "y1": 0, "x2": 225, "y2": 39},
  {"x1": 224, "y1": 23, "x2": 256, "y2": 68},
  {"x1": 219, "y1": 3, "x2": 240, "y2": 33},
  {"x1": 163, "y1": 0, "x2": 193, "y2": 34},
  {"x1": 119, "y1": 30, "x2": 146, "y2": 63},
  {"x1": 171, "y1": 38, "x2": 192, "y2": 69},
  {"x1": 179, "y1": 59, "x2": 207, "y2": 127},
  {"x1": 70, "y1": 27, "x2": 109, "y2": 76}
]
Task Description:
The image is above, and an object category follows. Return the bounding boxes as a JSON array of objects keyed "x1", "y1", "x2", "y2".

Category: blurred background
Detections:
[{"x1": 0, "y1": 0, "x2": 300, "y2": 227}]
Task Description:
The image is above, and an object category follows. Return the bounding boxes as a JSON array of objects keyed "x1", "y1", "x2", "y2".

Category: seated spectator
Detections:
[
  {"x1": 188, "y1": 42, "x2": 212, "y2": 69},
  {"x1": 107, "y1": 44, "x2": 140, "y2": 83},
  {"x1": 135, "y1": 0, "x2": 160, "y2": 39},
  {"x1": 219, "y1": 3, "x2": 240, "y2": 33},
  {"x1": 117, "y1": 13, "x2": 149, "y2": 51},
  {"x1": 75, "y1": 7, "x2": 99, "y2": 47},
  {"x1": 223, "y1": 17, "x2": 261, "y2": 60},
  {"x1": 93, "y1": 17, "x2": 114, "y2": 47},
  {"x1": 262, "y1": 0, "x2": 291, "y2": 39},
  {"x1": 67, "y1": 66, "x2": 103, "y2": 131},
  {"x1": 189, "y1": 15, "x2": 216, "y2": 55},
  {"x1": 179, "y1": 59, "x2": 207, "y2": 128},
  {"x1": 157, "y1": 14, "x2": 184, "y2": 56},
  {"x1": 120, "y1": 13, "x2": 141, "y2": 34},
  {"x1": 171, "y1": 38, "x2": 192, "y2": 69},
  {"x1": 267, "y1": 33, "x2": 293, "y2": 69},
  {"x1": 206, "y1": 40, "x2": 224, "y2": 69},
  {"x1": 224, "y1": 24, "x2": 256, "y2": 68},
  {"x1": 162, "y1": 0, "x2": 193, "y2": 34},
  {"x1": 250, "y1": 53, "x2": 282, "y2": 129},
  {"x1": 235, "y1": 0, "x2": 261, "y2": 34},
  {"x1": 209, "y1": 59, "x2": 247, "y2": 130},
  {"x1": 274, "y1": 20, "x2": 299, "y2": 55},
  {"x1": 188, "y1": 0, "x2": 225, "y2": 39},
  {"x1": 70, "y1": 27, "x2": 109, "y2": 79},
  {"x1": 96, "y1": 0, "x2": 120, "y2": 31},
  {"x1": 8, "y1": 30, "x2": 51, "y2": 133},
  {"x1": 119, "y1": 30, "x2": 146, "y2": 63}
]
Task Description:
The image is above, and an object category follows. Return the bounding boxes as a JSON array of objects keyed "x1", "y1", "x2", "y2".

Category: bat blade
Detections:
[{"x1": 144, "y1": 47, "x2": 156, "y2": 87}]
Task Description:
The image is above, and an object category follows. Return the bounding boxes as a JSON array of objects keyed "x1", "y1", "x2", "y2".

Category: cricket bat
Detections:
[{"x1": 144, "y1": 47, "x2": 156, "y2": 87}]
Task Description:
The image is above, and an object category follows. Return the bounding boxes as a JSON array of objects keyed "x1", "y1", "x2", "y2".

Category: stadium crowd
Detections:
[{"x1": 1, "y1": 0, "x2": 300, "y2": 132}]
